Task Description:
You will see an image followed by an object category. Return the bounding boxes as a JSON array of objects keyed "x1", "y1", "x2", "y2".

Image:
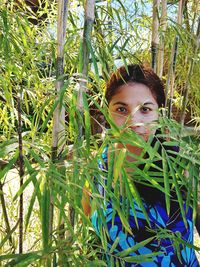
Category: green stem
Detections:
[{"x1": 17, "y1": 96, "x2": 24, "y2": 254}]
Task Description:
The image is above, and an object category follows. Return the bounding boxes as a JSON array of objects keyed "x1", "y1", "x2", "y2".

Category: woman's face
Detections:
[{"x1": 108, "y1": 82, "x2": 159, "y2": 141}]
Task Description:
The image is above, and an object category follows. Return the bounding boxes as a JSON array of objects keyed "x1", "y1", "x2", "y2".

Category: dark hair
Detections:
[{"x1": 105, "y1": 64, "x2": 165, "y2": 107}]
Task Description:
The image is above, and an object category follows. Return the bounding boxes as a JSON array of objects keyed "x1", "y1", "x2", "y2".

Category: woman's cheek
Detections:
[{"x1": 111, "y1": 113, "x2": 127, "y2": 127}]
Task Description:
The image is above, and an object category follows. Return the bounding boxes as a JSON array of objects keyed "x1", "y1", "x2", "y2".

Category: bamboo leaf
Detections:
[
  {"x1": 122, "y1": 170, "x2": 139, "y2": 229},
  {"x1": 161, "y1": 148, "x2": 171, "y2": 215},
  {"x1": 85, "y1": 260, "x2": 107, "y2": 267},
  {"x1": 113, "y1": 148, "x2": 126, "y2": 184},
  {"x1": 0, "y1": 221, "x2": 18, "y2": 249},
  {"x1": 167, "y1": 159, "x2": 187, "y2": 227},
  {"x1": 0, "y1": 152, "x2": 18, "y2": 180},
  {"x1": 83, "y1": 92, "x2": 91, "y2": 153},
  {"x1": 111, "y1": 198, "x2": 132, "y2": 234},
  {"x1": 1, "y1": 248, "x2": 54, "y2": 267},
  {"x1": 124, "y1": 171, "x2": 151, "y2": 227},
  {"x1": 86, "y1": 40, "x2": 99, "y2": 79},
  {"x1": 24, "y1": 176, "x2": 42, "y2": 230},
  {"x1": 41, "y1": 182, "x2": 50, "y2": 250},
  {"x1": 109, "y1": 237, "x2": 120, "y2": 254},
  {"x1": 115, "y1": 236, "x2": 155, "y2": 257},
  {"x1": 123, "y1": 251, "x2": 164, "y2": 263},
  {"x1": 107, "y1": 145, "x2": 115, "y2": 194}
]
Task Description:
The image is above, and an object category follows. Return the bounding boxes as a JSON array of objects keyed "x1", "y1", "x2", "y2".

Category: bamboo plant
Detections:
[
  {"x1": 180, "y1": 18, "x2": 200, "y2": 125},
  {"x1": 77, "y1": 0, "x2": 95, "y2": 113},
  {"x1": 50, "y1": 0, "x2": 69, "y2": 264},
  {"x1": 0, "y1": 1, "x2": 199, "y2": 266},
  {"x1": 52, "y1": 0, "x2": 68, "y2": 158},
  {"x1": 151, "y1": 0, "x2": 160, "y2": 72},
  {"x1": 69, "y1": 0, "x2": 96, "y2": 228},
  {"x1": 165, "y1": 0, "x2": 185, "y2": 116},
  {"x1": 157, "y1": 0, "x2": 167, "y2": 78}
]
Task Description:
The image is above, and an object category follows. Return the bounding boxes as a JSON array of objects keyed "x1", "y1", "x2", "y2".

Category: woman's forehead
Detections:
[{"x1": 109, "y1": 82, "x2": 158, "y2": 106}]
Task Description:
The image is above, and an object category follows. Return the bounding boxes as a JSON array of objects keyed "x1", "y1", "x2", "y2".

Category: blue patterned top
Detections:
[{"x1": 91, "y1": 144, "x2": 199, "y2": 267}]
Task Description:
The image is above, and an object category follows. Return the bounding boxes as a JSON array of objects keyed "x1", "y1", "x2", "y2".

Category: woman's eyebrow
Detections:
[
  {"x1": 113, "y1": 101, "x2": 155, "y2": 106},
  {"x1": 143, "y1": 101, "x2": 155, "y2": 106},
  {"x1": 113, "y1": 101, "x2": 127, "y2": 106}
]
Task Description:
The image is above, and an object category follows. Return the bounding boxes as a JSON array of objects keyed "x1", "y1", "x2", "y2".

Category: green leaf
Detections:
[
  {"x1": 0, "y1": 221, "x2": 18, "y2": 249},
  {"x1": 83, "y1": 92, "x2": 91, "y2": 154},
  {"x1": 123, "y1": 251, "x2": 164, "y2": 263},
  {"x1": 115, "y1": 237, "x2": 155, "y2": 257},
  {"x1": 41, "y1": 182, "x2": 50, "y2": 250},
  {"x1": 168, "y1": 159, "x2": 187, "y2": 227},
  {"x1": 109, "y1": 237, "x2": 120, "y2": 254},
  {"x1": 123, "y1": 170, "x2": 139, "y2": 228},
  {"x1": 0, "y1": 152, "x2": 18, "y2": 181},
  {"x1": 85, "y1": 260, "x2": 107, "y2": 267},
  {"x1": 113, "y1": 148, "x2": 126, "y2": 184},
  {"x1": 161, "y1": 148, "x2": 171, "y2": 215}
]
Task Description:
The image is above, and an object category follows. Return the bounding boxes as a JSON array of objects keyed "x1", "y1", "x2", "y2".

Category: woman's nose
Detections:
[{"x1": 128, "y1": 111, "x2": 142, "y2": 126}]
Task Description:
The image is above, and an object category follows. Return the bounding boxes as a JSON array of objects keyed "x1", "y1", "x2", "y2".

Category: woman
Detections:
[{"x1": 82, "y1": 64, "x2": 199, "y2": 266}]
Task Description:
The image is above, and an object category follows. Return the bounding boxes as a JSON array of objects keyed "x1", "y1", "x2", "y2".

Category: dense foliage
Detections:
[{"x1": 0, "y1": 0, "x2": 199, "y2": 266}]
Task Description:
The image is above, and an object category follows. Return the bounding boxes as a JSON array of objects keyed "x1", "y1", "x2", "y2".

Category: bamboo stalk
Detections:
[
  {"x1": 50, "y1": 0, "x2": 69, "y2": 255},
  {"x1": 157, "y1": 0, "x2": 167, "y2": 78},
  {"x1": 52, "y1": 0, "x2": 68, "y2": 157},
  {"x1": 71, "y1": 0, "x2": 95, "y2": 228},
  {"x1": 151, "y1": 0, "x2": 160, "y2": 72},
  {"x1": 180, "y1": 17, "x2": 200, "y2": 125},
  {"x1": 167, "y1": 35, "x2": 179, "y2": 118},
  {"x1": 17, "y1": 95, "x2": 24, "y2": 254},
  {"x1": 94, "y1": 8, "x2": 110, "y2": 81},
  {"x1": 165, "y1": 0, "x2": 185, "y2": 117},
  {"x1": 183, "y1": 0, "x2": 190, "y2": 32},
  {"x1": 76, "y1": 0, "x2": 95, "y2": 132},
  {"x1": 77, "y1": 0, "x2": 95, "y2": 112}
]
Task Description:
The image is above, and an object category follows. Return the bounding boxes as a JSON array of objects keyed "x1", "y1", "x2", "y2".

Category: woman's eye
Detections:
[
  {"x1": 116, "y1": 107, "x2": 127, "y2": 113},
  {"x1": 141, "y1": 106, "x2": 151, "y2": 113}
]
